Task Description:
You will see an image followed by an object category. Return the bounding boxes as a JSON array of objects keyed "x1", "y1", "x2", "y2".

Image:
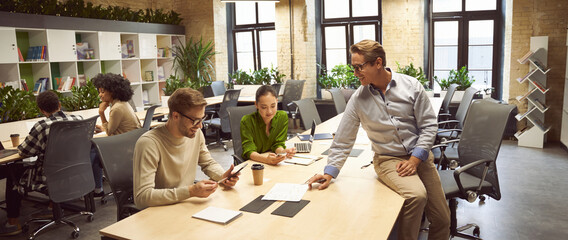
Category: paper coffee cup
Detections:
[
  {"x1": 251, "y1": 164, "x2": 264, "y2": 185},
  {"x1": 10, "y1": 134, "x2": 20, "y2": 147}
]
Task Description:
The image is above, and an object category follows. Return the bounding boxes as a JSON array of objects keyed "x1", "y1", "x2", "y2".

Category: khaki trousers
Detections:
[{"x1": 373, "y1": 152, "x2": 450, "y2": 240}]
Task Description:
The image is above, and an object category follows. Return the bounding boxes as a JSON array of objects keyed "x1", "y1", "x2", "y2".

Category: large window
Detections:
[
  {"x1": 321, "y1": 0, "x2": 381, "y2": 71},
  {"x1": 232, "y1": 2, "x2": 276, "y2": 72},
  {"x1": 429, "y1": 0, "x2": 503, "y2": 97}
]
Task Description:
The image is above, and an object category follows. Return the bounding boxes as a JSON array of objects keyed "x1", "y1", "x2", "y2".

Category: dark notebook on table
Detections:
[
  {"x1": 0, "y1": 141, "x2": 19, "y2": 159},
  {"x1": 297, "y1": 120, "x2": 333, "y2": 141}
]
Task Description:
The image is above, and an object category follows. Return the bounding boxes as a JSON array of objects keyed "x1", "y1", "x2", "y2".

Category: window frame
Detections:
[
  {"x1": 320, "y1": 0, "x2": 382, "y2": 69},
  {"x1": 427, "y1": 0, "x2": 504, "y2": 99},
  {"x1": 230, "y1": 2, "x2": 276, "y2": 72}
]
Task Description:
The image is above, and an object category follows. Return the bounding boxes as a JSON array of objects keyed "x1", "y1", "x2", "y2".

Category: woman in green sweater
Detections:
[{"x1": 240, "y1": 85, "x2": 296, "y2": 165}]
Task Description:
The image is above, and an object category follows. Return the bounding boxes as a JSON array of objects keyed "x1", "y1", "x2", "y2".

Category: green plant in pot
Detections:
[
  {"x1": 0, "y1": 86, "x2": 40, "y2": 123},
  {"x1": 435, "y1": 66, "x2": 475, "y2": 90},
  {"x1": 162, "y1": 75, "x2": 189, "y2": 96},
  {"x1": 270, "y1": 66, "x2": 286, "y2": 84},
  {"x1": 172, "y1": 37, "x2": 216, "y2": 91},
  {"x1": 59, "y1": 80, "x2": 101, "y2": 111},
  {"x1": 396, "y1": 62, "x2": 429, "y2": 90}
]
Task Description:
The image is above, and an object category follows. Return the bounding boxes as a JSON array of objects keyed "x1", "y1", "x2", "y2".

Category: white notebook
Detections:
[{"x1": 192, "y1": 206, "x2": 242, "y2": 225}]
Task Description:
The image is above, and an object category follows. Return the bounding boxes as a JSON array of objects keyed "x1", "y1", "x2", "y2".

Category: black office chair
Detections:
[
  {"x1": 91, "y1": 128, "x2": 147, "y2": 221},
  {"x1": 292, "y1": 98, "x2": 321, "y2": 130},
  {"x1": 227, "y1": 105, "x2": 257, "y2": 165},
  {"x1": 438, "y1": 83, "x2": 459, "y2": 118},
  {"x1": 22, "y1": 116, "x2": 99, "y2": 239},
  {"x1": 205, "y1": 89, "x2": 241, "y2": 151},
  {"x1": 280, "y1": 80, "x2": 305, "y2": 128},
  {"x1": 210, "y1": 81, "x2": 226, "y2": 96},
  {"x1": 271, "y1": 83, "x2": 282, "y2": 96},
  {"x1": 142, "y1": 105, "x2": 159, "y2": 130},
  {"x1": 438, "y1": 100, "x2": 514, "y2": 239},
  {"x1": 327, "y1": 88, "x2": 347, "y2": 115}
]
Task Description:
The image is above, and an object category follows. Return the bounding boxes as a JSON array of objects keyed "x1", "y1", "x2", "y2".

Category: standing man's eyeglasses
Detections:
[
  {"x1": 177, "y1": 111, "x2": 206, "y2": 126},
  {"x1": 351, "y1": 61, "x2": 373, "y2": 72}
]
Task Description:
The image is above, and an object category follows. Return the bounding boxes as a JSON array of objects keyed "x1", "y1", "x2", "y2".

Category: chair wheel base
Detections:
[{"x1": 71, "y1": 231, "x2": 79, "y2": 239}]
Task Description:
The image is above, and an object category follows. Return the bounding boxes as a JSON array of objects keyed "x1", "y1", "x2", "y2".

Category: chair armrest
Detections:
[
  {"x1": 437, "y1": 129, "x2": 462, "y2": 139},
  {"x1": 438, "y1": 120, "x2": 459, "y2": 125},
  {"x1": 453, "y1": 159, "x2": 493, "y2": 196},
  {"x1": 232, "y1": 154, "x2": 246, "y2": 166}
]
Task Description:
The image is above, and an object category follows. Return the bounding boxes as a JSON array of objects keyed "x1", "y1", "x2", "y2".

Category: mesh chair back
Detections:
[
  {"x1": 271, "y1": 83, "x2": 282, "y2": 96},
  {"x1": 454, "y1": 87, "x2": 478, "y2": 128},
  {"x1": 92, "y1": 128, "x2": 147, "y2": 220},
  {"x1": 227, "y1": 105, "x2": 257, "y2": 162},
  {"x1": 441, "y1": 84, "x2": 458, "y2": 114},
  {"x1": 219, "y1": 89, "x2": 241, "y2": 133},
  {"x1": 457, "y1": 100, "x2": 515, "y2": 200},
  {"x1": 328, "y1": 88, "x2": 346, "y2": 114},
  {"x1": 143, "y1": 105, "x2": 159, "y2": 130},
  {"x1": 293, "y1": 99, "x2": 322, "y2": 130},
  {"x1": 281, "y1": 80, "x2": 305, "y2": 112},
  {"x1": 211, "y1": 81, "x2": 227, "y2": 96},
  {"x1": 43, "y1": 115, "x2": 98, "y2": 203}
]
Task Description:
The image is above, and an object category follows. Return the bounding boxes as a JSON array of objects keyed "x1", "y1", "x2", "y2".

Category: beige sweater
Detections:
[
  {"x1": 133, "y1": 124, "x2": 225, "y2": 208},
  {"x1": 102, "y1": 100, "x2": 141, "y2": 136}
]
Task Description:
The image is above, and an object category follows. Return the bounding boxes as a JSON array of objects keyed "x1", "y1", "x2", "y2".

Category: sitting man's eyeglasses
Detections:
[
  {"x1": 177, "y1": 111, "x2": 206, "y2": 126},
  {"x1": 351, "y1": 61, "x2": 373, "y2": 72}
]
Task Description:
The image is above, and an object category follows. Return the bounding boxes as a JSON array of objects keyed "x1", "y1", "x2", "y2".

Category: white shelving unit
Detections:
[
  {"x1": 0, "y1": 27, "x2": 184, "y2": 110},
  {"x1": 515, "y1": 36, "x2": 550, "y2": 148}
]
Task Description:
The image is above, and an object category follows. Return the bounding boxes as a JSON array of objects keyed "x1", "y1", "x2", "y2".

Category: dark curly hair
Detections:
[
  {"x1": 36, "y1": 91, "x2": 60, "y2": 113},
  {"x1": 92, "y1": 73, "x2": 134, "y2": 101}
]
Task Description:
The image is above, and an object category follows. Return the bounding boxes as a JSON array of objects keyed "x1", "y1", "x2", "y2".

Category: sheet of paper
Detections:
[
  {"x1": 192, "y1": 206, "x2": 242, "y2": 224},
  {"x1": 262, "y1": 183, "x2": 308, "y2": 202}
]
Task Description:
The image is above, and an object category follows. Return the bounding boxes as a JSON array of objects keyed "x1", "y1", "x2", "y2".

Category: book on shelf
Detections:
[
  {"x1": 531, "y1": 79, "x2": 547, "y2": 93},
  {"x1": 531, "y1": 59, "x2": 547, "y2": 72},
  {"x1": 85, "y1": 49, "x2": 95, "y2": 59},
  {"x1": 121, "y1": 44, "x2": 128, "y2": 59},
  {"x1": 157, "y1": 66, "x2": 165, "y2": 81},
  {"x1": 17, "y1": 48, "x2": 24, "y2": 62},
  {"x1": 518, "y1": 50, "x2": 533, "y2": 64},
  {"x1": 157, "y1": 48, "x2": 165, "y2": 57},
  {"x1": 20, "y1": 79, "x2": 28, "y2": 91},
  {"x1": 126, "y1": 40, "x2": 135, "y2": 58},
  {"x1": 78, "y1": 74, "x2": 87, "y2": 87},
  {"x1": 61, "y1": 76, "x2": 74, "y2": 91},
  {"x1": 517, "y1": 69, "x2": 537, "y2": 83},
  {"x1": 77, "y1": 42, "x2": 89, "y2": 60},
  {"x1": 516, "y1": 88, "x2": 536, "y2": 101},
  {"x1": 144, "y1": 71, "x2": 154, "y2": 81},
  {"x1": 38, "y1": 78, "x2": 49, "y2": 92},
  {"x1": 515, "y1": 108, "x2": 533, "y2": 121},
  {"x1": 33, "y1": 82, "x2": 42, "y2": 94},
  {"x1": 143, "y1": 90, "x2": 149, "y2": 105}
]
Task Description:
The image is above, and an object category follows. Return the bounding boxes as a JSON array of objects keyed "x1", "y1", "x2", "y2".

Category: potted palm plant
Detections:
[{"x1": 171, "y1": 37, "x2": 216, "y2": 93}]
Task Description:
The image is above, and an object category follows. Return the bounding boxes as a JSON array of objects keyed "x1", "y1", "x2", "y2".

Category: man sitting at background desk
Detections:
[
  {"x1": 0, "y1": 91, "x2": 82, "y2": 236},
  {"x1": 133, "y1": 88, "x2": 239, "y2": 209},
  {"x1": 307, "y1": 40, "x2": 450, "y2": 240}
]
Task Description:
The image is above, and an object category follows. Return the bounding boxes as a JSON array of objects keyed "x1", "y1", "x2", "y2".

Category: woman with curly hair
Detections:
[
  {"x1": 92, "y1": 73, "x2": 141, "y2": 136},
  {"x1": 91, "y1": 73, "x2": 141, "y2": 197}
]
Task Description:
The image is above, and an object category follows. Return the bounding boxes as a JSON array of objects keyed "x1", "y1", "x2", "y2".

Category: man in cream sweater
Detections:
[{"x1": 133, "y1": 88, "x2": 239, "y2": 208}]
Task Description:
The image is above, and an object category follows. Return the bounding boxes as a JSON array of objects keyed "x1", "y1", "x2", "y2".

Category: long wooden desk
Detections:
[{"x1": 99, "y1": 111, "x2": 406, "y2": 240}]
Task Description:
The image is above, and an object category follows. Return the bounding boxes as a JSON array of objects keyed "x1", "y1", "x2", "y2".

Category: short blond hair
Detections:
[
  {"x1": 350, "y1": 39, "x2": 387, "y2": 66},
  {"x1": 168, "y1": 88, "x2": 207, "y2": 115}
]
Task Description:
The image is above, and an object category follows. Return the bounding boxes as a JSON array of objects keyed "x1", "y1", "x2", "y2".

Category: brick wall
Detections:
[
  {"x1": 382, "y1": 0, "x2": 425, "y2": 70},
  {"x1": 276, "y1": 0, "x2": 317, "y2": 98},
  {"x1": 509, "y1": 0, "x2": 567, "y2": 141}
]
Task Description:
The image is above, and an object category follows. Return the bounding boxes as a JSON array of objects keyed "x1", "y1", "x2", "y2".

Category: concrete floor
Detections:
[{"x1": 1, "y1": 140, "x2": 567, "y2": 240}]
